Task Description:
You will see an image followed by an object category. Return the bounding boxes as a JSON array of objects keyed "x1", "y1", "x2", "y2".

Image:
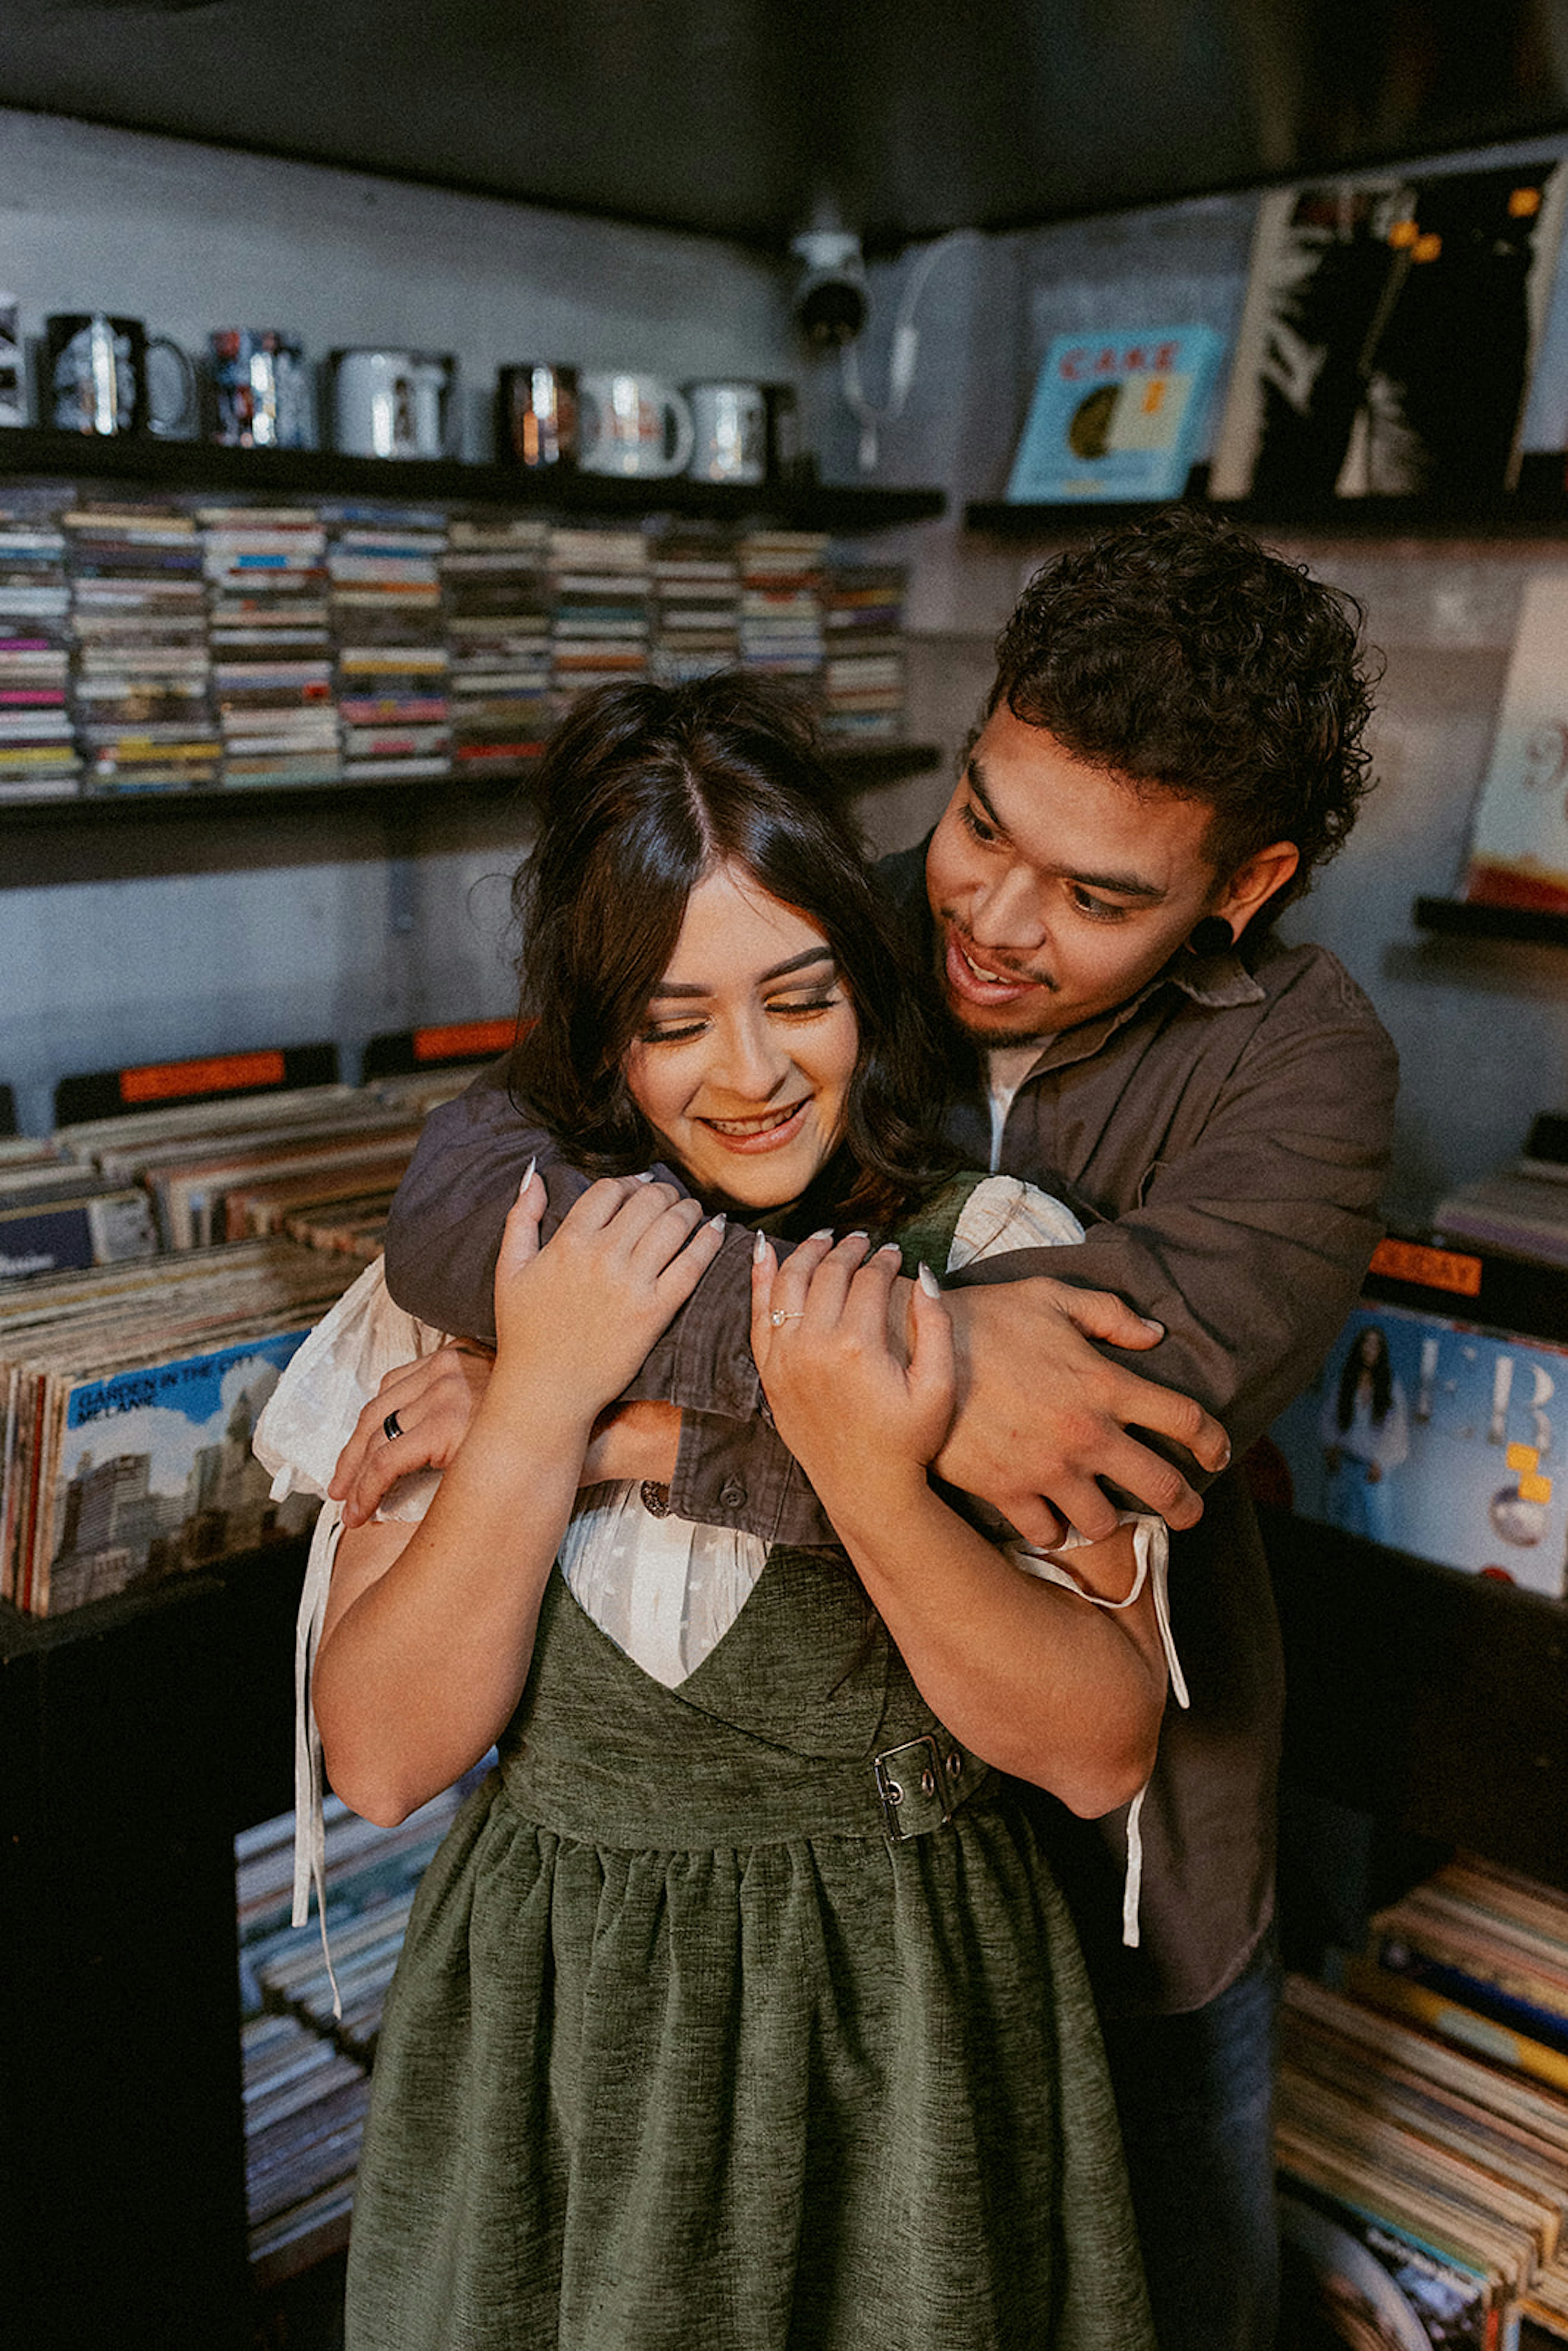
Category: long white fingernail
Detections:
[
  {"x1": 518, "y1": 1155, "x2": 536, "y2": 1198},
  {"x1": 875, "y1": 1242, "x2": 902, "y2": 1259},
  {"x1": 633, "y1": 1168, "x2": 656, "y2": 1183},
  {"x1": 753, "y1": 1229, "x2": 769, "y2": 1263},
  {"x1": 709, "y1": 1211, "x2": 726, "y2": 1232},
  {"x1": 917, "y1": 1262, "x2": 941, "y2": 1297}
]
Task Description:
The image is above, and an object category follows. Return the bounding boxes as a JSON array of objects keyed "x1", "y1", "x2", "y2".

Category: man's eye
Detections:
[
  {"x1": 1069, "y1": 889, "x2": 1128, "y2": 923},
  {"x1": 959, "y1": 801, "x2": 997, "y2": 845}
]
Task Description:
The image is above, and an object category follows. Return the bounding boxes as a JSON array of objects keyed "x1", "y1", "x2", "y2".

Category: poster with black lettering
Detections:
[
  {"x1": 1004, "y1": 325, "x2": 1226, "y2": 502},
  {"x1": 1210, "y1": 161, "x2": 1568, "y2": 503}
]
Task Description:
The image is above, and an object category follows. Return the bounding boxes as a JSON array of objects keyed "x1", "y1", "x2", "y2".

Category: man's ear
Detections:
[{"x1": 1212, "y1": 841, "x2": 1300, "y2": 941}]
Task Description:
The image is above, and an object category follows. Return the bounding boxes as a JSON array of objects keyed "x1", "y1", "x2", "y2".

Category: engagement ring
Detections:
[{"x1": 770, "y1": 1309, "x2": 805, "y2": 1327}]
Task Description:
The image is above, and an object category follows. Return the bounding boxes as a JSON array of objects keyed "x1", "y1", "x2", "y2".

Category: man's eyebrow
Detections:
[
  {"x1": 647, "y1": 946, "x2": 835, "y2": 1000},
  {"x1": 966, "y1": 753, "x2": 1167, "y2": 902}
]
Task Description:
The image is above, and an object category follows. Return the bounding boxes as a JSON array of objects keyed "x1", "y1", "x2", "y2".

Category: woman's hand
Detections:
[
  {"x1": 750, "y1": 1232, "x2": 955, "y2": 1510},
  {"x1": 330, "y1": 1343, "x2": 495, "y2": 1529},
  {"x1": 492, "y1": 1167, "x2": 724, "y2": 1427}
]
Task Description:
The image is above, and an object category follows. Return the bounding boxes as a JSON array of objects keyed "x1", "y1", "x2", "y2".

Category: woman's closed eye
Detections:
[{"x1": 639, "y1": 991, "x2": 844, "y2": 1045}]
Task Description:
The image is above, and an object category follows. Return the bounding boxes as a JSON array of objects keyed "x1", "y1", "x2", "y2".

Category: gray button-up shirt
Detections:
[{"x1": 383, "y1": 840, "x2": 1398, "y2": 2015}]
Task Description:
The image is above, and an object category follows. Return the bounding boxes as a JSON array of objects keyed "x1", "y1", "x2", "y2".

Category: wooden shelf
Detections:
[
  {"x1": 965, "y1": 452, "x2": 1568, "y2": 541},
  {"x1": 0, "y1": 740, "x2": 944, "y2": 835},
  {"x1": 0, "y1": 425, "x2": 945, "y2": 530},
  {"x1": 1413, "y1": 895, "x2": 1568, "y2": 948}
]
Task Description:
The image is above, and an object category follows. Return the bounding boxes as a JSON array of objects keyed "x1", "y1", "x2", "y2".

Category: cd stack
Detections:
[
  {"x1": 200, "y1": 507, "x2": 341, "y2": 789},
  {"x1": 0, "y1": 508, "x2": 78, "y2": 799},
  {"x1": 648, "y1": 523, "x2": 741, "y2": 683},
  {"x1": 548, "y1": 524, "x2": 651, "y2": 708},
  {"x1": 737, "y1": 529, "x2": 827, "y2": 696},
  {"x1": 442, "y1": 517, "x2": 555, "y2": 776},
  {"x1": 327, "y1": 507, "x2": 451, "y2": 781},
  {"x1": 820, "y1": 554, "x2": 908, "y2": 740},
  {"x1": 65, "y1": 503, "x2": 219, "y2": 793}
]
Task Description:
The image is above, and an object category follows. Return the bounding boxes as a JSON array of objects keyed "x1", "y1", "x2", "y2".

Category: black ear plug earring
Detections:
[{"x1": 1185, "y1": 916, "x2": 1233, "y2": 957}]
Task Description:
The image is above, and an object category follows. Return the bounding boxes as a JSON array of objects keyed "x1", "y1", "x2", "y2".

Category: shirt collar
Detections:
[{"x1": 989, "y1": 939, "x2": 1267, "y2": 1080}]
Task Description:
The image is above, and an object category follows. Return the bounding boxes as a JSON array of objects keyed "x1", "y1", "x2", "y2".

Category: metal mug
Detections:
[
  {"x1": 45, "y1": 313, "x2": 197, "y2": 437},
  {"x1": 328, "y1": 347, "x2": 456, "y2": 459},
  {"x1": 577, "y1": 372, "x2": 694, "y2": 479},
  {"x1": 496, "y1": 363, "x2": 577, "y2": 468},
  {"x1": 685, "y1": 380, "x2": 767, "y2": 485},
  {"x1": 209, "y1": 328, "x2": 311, "y2": 449}
]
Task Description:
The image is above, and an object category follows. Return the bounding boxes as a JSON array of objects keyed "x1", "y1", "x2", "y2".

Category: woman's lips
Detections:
[
  {"x1": 944, "y1": 926, "x2": 1043, "y2": 1006},
  {"x1": 699, "y1": 1098, "x2": 811, "y2": 1153}
]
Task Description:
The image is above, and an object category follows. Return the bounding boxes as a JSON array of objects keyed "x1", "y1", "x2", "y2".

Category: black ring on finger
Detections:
[{"x1": 383, "y1": 1409, "x2": 403, "y2": 1443}]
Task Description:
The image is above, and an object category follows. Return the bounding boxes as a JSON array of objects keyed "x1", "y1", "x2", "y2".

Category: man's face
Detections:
[{"x1": 925, "y1": 703, "x2": 1250, "y2": 1044}]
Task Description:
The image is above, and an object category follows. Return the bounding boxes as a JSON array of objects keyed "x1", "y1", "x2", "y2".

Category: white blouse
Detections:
[{"x1": 254, "y1": 1176, "x2": 1186, "y2": 2006}]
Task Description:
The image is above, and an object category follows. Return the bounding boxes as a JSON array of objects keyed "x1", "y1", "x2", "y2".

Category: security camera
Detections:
[{"x1": 790, "y1": 230, "x2": 867, "y2": 347}]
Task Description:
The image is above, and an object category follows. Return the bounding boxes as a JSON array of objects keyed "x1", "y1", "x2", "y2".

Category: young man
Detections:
[{"x1": 365, "y1": 509, "x2": 1398, "y2": 2351}]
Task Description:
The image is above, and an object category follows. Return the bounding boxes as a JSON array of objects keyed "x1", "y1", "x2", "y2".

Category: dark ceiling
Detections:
[{"x1": 4, "y1": 0, "x2": 1568, "y2": 249}]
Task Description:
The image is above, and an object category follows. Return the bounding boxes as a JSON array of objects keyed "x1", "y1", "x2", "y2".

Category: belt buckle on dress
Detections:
[{"x1": 873, "y1": 1732, "x2": 951, "y2": 1840}]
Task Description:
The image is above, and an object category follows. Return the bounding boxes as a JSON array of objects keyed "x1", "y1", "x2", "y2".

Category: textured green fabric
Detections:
[{"x1": 344, "y1": 1176, "x2": 1156, "y2": 2350}]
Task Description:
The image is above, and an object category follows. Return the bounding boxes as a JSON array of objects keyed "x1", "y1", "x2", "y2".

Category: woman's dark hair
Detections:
[
  {"x1": 989, "y1": 508, "x2": 1381, "y2": 926},
  {"x1": 510, "y1": 672, "x2": 953, "y2": 1231},
  {"x1": 1336, "y1": 1324, "x2": 1392, "y2": 1430}
]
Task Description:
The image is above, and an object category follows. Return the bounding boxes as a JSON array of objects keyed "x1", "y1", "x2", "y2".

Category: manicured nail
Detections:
[
  {"x1": 917, "y1": 1262, "x2": 941, "y2": 1297},
  {"x1": 1140, "y1": 1316, "x2": 1163, "y2": 1336},
  {"x1": 708, "y1": 1211, "x2": 726, "y2": 1232},
  {"x1": 517, "y1": 1155, "x2": 536, "y2": 1198},
  {"x1": 753, "y1": 1229, "x2": 770, "y2": 1263},
  {"x1": 807, "y1": 1227, "x2": 834, "y2": 1242},
  {"x1": 875, "y1": 1241, "x2": 902, "y2": 1260},
  {"x1": 633, "y1": 1169, "x2": 655, "y2": 1183}
]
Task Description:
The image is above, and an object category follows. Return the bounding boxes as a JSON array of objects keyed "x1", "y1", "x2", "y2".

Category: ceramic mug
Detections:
[
  {"x1": 496, "y1": 362, "x2": 578, "y2": 468},
  {"x1": 685, "y1": 379, "x2": 767, "y2": 485},
  {"x1": 0, "y1": 292, "x2": 24, "y2": 427},
  {"x1": 328, "y1": 347, "x2": 456, "y2": 459},
  {"x1": 577, "y1": 372, "x2": 694, "y2": 479},
  {"x1": 210, "y1": 328, "x2": 311, "y2": 449},
  {"x1": 45, "y1": 312, "x2": 197, "y2": 437}
]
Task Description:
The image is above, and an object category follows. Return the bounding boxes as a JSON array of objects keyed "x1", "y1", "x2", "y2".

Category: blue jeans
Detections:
[{"x1": 1099, "y1": 1933, "x2": 1282, "y2": 2351}]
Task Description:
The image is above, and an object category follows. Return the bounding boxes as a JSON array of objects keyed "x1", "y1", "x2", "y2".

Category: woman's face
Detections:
[{"x1": 623, "y1": 860, "x2": 860, "y2": 1210}]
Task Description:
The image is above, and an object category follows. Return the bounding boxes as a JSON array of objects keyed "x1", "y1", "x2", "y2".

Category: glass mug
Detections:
[
  {"x1": 577, "y1": 372, "x2": 694, "y2": 479},
  {"x1": 45, "y1": 313, "x2": 197, "y2": 438},
  {"x1": 210, "y1": 328, "x2": 311, "y2": 449}
]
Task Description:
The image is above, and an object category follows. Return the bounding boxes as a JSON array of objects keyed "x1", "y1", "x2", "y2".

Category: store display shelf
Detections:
[
  {"x1": 965, "y1": 453, "x2": 1568, "y2": 541},
  {"x1": 1413, "y1": 895, "x2": 1568, "y2": 948},
  {"x1": 0, "y1": 741, "x2": 943, "y2": 832},
  {"x1": 0, "y1": 425, "x2": 945, "y2": 529}
]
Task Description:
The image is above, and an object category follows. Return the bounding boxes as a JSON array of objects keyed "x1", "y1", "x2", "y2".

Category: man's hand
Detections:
[
  {"x1": 937, "y1": 1278, "x2": 1231, "y2": 1545},
  {"x1": 581, "y1": 1399, "x2": 683, "y2": 1487},
  {"x1": 330, "y1": 1343, "x2": 495, "y2": 1529}
]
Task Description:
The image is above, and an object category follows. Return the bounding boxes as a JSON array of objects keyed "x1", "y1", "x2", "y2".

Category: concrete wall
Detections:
[{"x1": 0, "y1": 108, "x2": 796, "y2": 1132}]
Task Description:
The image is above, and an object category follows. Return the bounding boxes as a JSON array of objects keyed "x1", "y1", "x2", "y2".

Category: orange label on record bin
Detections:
[
  {"x1": 120, "y1": 1050, "x2": 288, "y2": 1104},
  {"x1": 1368, "y1": 1237, "x2": 1483, "y2": 1298},
  {"x1": 412, "y1": 1021, "x2": 515, "y2": 1064}
]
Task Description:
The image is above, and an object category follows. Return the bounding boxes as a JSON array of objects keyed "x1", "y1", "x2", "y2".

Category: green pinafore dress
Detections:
[{"x1": 343, "y1": 1186, "x2": 1156, "y2": 2351}]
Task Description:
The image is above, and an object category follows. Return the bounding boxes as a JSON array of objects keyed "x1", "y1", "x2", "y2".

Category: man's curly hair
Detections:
[{"x1": 988, "y1": 508, "x2": 1380, "y2": 925}]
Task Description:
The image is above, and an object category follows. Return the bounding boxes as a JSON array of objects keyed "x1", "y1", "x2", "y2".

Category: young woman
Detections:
[{"x1": 260, "y1": 675, "x2": 1175, "y2": 2351}]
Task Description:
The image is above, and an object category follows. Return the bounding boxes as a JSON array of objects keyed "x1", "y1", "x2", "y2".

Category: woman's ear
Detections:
[{"x1": 1212, "y1": 841, "x2": 1301, "y2": 941}]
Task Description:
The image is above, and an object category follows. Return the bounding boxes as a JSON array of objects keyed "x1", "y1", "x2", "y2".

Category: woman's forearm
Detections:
[
  {"x1": 312, "y1": 1369, "x2": 592, "y2": 1824},
  {"x1": 823, "y1": 1476, "x2": 1166, "y2": 1817}
]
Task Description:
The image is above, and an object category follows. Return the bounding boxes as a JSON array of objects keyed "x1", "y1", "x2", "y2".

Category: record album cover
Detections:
[
  {"x1": 1211, "y1": 162, "x2": 1568, "y2": 503},
  {"x1": 1005, "y1": 325, "x2": 1226, "y2": 503},
  {"x1": 1463, "y1": 572, "x2": 1568, "y2": 913}
]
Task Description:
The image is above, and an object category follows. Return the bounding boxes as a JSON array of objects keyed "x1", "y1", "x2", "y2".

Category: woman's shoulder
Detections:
[
  {"x1": 946, "y1": 1174, "x2": 1086, "y2": 1269},
  {"x1": 253, "y1": 1257, "x2": 447, "y2": 1502}
]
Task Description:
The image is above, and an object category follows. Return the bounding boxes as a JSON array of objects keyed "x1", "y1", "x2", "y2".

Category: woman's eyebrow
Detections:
[{"x1": 648, "y1": 946, "x2": 835, "y2": 1000}]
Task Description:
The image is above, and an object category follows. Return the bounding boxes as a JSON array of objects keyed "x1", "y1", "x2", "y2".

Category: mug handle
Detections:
[
  {"x1": 660, "y1": 388, "x2": 695, "y2": 476},
  {"x1": 146, "y1": 336, "x2": 198, "y2": 439}
]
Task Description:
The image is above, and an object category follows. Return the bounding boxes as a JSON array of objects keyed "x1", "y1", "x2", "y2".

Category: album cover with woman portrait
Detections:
[{"x1": 1210, "y1": 161, "x2": 1568, "y2": 504}]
